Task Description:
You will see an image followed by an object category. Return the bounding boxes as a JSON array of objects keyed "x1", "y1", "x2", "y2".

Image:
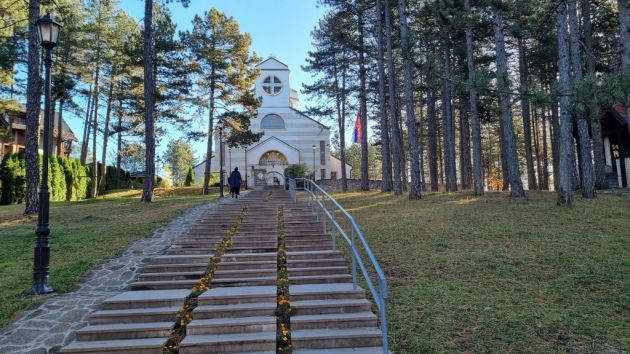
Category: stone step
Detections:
[
  {"x1": 101, "y1": 289, "x2": 190, "y2": 310},
  {"x1": 228, "y1": 246, "x2": 278, "y2": 253},
  {"x1": 288, "y1": 258, "x2": 347, "y2": 268},
  {"x1": 214, "y1": 268, "x2": 276, "y2": 279},
  {"x1": 290, "y1": 283, "x2": 366, "y2": 301},
  {"x1": 285, "y1": 238, "x2": 331, "y2": 243},
  {"x1": 149, "y1": 255, "x2": 211, "y2": 265},
  {"x1": 291, "y1": 312, "x2": 378, "y2": 330},
  {"x1": 138, "y1": 271, "x2": 205, "y2": 281},
  {"x1": 288, "y1": 266, "x2": 348, "y2": 277},
  {"x1": 167, "y1": 247, "x2": 216, "y2": 255},
  {"x1": 286, "y1": 244, "x2": 332, "y2": 252},
  {"x1": 291, "y1": 299, "x2": 372, "y2": 315},
  {"x1": 288, "y1": 250, "x2": 344, "y2": 260},
  {"x1": 130, "y1": 279, "x2": 198, "y2": 290},
  {"x1": 142, "y1": 263, "x2": 208, "y2": 273},
  {"x1": 198, "y1": 286, "x2": 277, "y2": 305},
  {"x1": 179, "y1": 331, "x2": 276, "y2": 354},
  {"x1": 186, "y1": 316, "x2": 275, "y2": 335},
  {"x1": 215, "y1": 260, "x2": 276, "y2": 271},
  {"x1": 75, "y1": 322, "x2": 174, "y2": 341},
  {"x1": 220, "y1": 252, "x2": 276, "y2": 262},
  {"x1": 211, "y1": 276, "x2": 276, "y2": 287},
  {"x1": 60, "y1": 338, "x2": 166, "y2": 353},
  {"x1": 291, "y1": 328, "x2": 382, "y2": 350},
  {"x1": 89, "y1": 307, "x2": 179, "y2": 325},
  {"x1": 290, "y1": 274, "x2": 353, "y2": 285},
  {"x1": 193, "y1": 302, "x2": 276, "y2": 319},
  {"x1": 294, "y1": 347, "x2": 386, "y2": 354}
]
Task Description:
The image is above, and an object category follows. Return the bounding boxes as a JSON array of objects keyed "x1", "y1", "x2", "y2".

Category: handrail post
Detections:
[
  {"x1": 380, "y1": 300, "x2": 389, "y2": 354},
  {"x1": 322, "y1": 197, "x2": 327, "y2": 233},
  {"x1": 351, "y1": 227, "x2": 357, "y2": 289},
  {"x1": 330, "y1": 202, "x2": 336, "y2": 251}
]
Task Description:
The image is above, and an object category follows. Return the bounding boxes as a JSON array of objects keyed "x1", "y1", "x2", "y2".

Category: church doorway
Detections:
[
  {"x1": 265, "y1": 171, "x2": 284, "y2": 187},
  {"x1": 253, "y1": 150, "x2": 289, "y2": 187}
]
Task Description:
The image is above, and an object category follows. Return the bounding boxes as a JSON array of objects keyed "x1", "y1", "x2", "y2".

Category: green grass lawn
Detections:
[
  {"x1": 0, "y1": 187, "x2": 216, "y2": 327},
  {"x1": 333, "y1": 191, "x2": 629, "y2": 353}
]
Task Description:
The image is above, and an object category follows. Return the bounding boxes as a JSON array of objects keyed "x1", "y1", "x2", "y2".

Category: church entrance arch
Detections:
[
  {"x1": 266, "y1": 171, "x2": 284, "y2": 187},
  {"x1": 254, "y1": 150, "x2": 288, "y2": 187}
]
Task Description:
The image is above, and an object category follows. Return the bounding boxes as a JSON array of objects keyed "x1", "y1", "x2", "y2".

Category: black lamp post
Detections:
[
  {"x1": 228, "y1": 147, "x2": 232, "y2": 175},
  {"x1": 244, "y1": 147, "x2": 248, "y2": 190},
  {"x1": 217, "y1": 120, "x2": 224, "y2": 198},
  {"x1": 31, "y1": 13, "x2": 61, "y2": 296},
  {"x1": 312, "y1": 145, "x2": 316, "y2": 181}
]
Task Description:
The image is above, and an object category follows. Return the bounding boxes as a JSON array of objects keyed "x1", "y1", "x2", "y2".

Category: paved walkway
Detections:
[{"x1": 3, "y1": 189, "x2": 386, "y2": 353}]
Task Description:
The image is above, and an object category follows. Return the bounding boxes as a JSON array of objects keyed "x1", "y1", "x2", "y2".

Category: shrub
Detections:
[{"x1": 184, "y1": 167, "x2": 195, "y2": 186}]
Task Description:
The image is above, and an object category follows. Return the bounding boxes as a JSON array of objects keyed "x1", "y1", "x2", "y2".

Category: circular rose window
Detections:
[{"x1": 262, "y1": 76, "x2": 282, "y2": 95}]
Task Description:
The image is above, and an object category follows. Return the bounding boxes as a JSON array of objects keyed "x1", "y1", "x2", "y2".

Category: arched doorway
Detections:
[
  {"x1": 254, "y1": 150, "x2": 289, "y2": 187},
  {"x1": 259, "y1": 150, "x2": 288, "y2": 167},
  {"x1": 266, "y1": 171, "x2": 284, "y2": 187}
]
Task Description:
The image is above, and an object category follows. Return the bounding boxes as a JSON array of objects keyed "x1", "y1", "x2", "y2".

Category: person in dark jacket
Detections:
[{"x1": 229, "y1": 167, "x2": 243, "y2": 198}]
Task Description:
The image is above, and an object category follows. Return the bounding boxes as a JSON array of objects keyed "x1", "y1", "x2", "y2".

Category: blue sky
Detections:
[{"x1": 113, "y1": 0, "x2": 329, "y2": 166}]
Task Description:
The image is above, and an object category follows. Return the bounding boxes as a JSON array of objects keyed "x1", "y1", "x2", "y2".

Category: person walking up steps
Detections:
[{"x1": 229, "y1": 167, "x2": 243, "y2": 198}]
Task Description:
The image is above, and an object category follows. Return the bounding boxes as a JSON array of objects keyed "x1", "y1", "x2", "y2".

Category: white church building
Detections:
[{"x1": 194, "y1": 57, "x2": 352, "y2": 188}]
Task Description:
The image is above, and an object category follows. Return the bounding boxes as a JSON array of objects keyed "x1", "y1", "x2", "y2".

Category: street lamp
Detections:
[
  {"x1": 31, "y1": 13, "x2": 61, "y2": 295},
  {"x1": 217, "y1": 120, "x2": 224, "y2": 198},
  {"x1": 244, "y1": 147, "x2": 248, "y2": 190},
  {"x1": 228, "y1": 147, "x2": 232, "y2": 175},
  {"x1": 312, "y1": 145, "x2": 316, "y2": 181}
]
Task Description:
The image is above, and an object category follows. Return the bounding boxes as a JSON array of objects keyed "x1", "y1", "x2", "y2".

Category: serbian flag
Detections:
[{"x1": 352, "y1": 110, "x2": 363, "y2": 144}]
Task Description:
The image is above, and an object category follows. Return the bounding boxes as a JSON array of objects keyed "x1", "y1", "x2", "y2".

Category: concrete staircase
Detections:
[{"x1": 61, "y1": 188, "x2": 386, "y2": 353}]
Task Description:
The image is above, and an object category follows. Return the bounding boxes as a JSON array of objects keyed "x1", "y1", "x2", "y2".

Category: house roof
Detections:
[
  {"x1": 247, "y1": 136, "x2": 300, "y2": 153},
  {"x1": 608, "y1": 103, "x2": 629, "y2": 126},
  {"x1": 330, "y1": 154, "x2": 353, "y2": 169},
  {"x1": 2, "y1": 104, "x2": 78, "y2": 141}
]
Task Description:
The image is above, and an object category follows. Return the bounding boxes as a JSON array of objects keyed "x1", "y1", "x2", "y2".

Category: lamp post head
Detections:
[
  {"x1": 216, "y1": 120, "x2": 223, "y2": 131},
  {"x1": 36, "y1": 13, "x2": 62, "y2": 49},
  {"x1": 312, "y1": 145, "x2": 316, "y2": 151}
]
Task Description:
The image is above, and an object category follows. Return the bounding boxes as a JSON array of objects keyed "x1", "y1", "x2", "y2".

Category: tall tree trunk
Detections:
[
  {"x1": 116, "y1": 99, "x2": 123, "y2": 187},
  {"x1": 459, "y1": 98, "x2": 472, "y2": 189},
  {"x1": 80, "y1": 81, "x2": 94, "y2": 165},
  {"x1": 492, "y1": 7, "x2": 525, "y2": 197},
  {"x1": 24, "y1": 0, "x2": 41, "y2": 215},
  {"x1": 384, "y1": 0, "x2": 403, "y2": 195},
  {"x1": 203, "y1": 74, "x2": 216, "y2": 195},
  {"x1": 542, "y1": 108, "x2": 550, "y2": 190},
  {"x1": 464, "y1": 0, "x2": 484, "y2": 195},
  {"x1": 357, "y1": 8, "x2": 369, "y2": 191},
  {"x1": 397, "y1": 0, "x2": 421, "y2": 199},
  {"x1": 332, "y1": 58, "x2": 348, "y2": 191},
  {"x1": 438, "y1": 116, "x2": 444, "y2": 186},
  {"x1": 518, "y1": 37, "x2": 537, "y2": 190},
  {"x1": 581, "y1": 0, "x2": 607, "y2": 188},
  {"x1": 99, "y1": 79, "x2": 115, "y2": 193},
  {"x1": 556, "y1": 1, "x2": 575, "y2": 206},
  {"x1": 619, "y1": 0, "x2": 630, "y2": 134},
  {"x1": 142, "y1": 0, "x2": 156, "y2": 203},
  {"x1": 57, "y1": 99, "x2": 64, "y2": 157},
  {"x1": 376, "y1": 0, "x2": 392, "y2": 192},
  {"x1": 568, "y1": 0, "x2": 596, "y2": 198},
  {"x1": 533, "y1": 109, "x2": 544, "y2": 188},
  {"x1": 428, "y1": 89, "x2": 439, "y2": 191},
  {"x1": 91, "y1": 64, "x2": 101, "y2": 199},
  {"x1": 442, "y1": 43, "x2": 457, "y2": 192},
  {"x1": 340, "y1": 62, "x2": 349, "y2": 190}
]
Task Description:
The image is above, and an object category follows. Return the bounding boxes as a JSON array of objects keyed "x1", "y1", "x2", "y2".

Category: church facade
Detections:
[{"x1": 194, "y1": 57, "x2": 352, "y2": 187}]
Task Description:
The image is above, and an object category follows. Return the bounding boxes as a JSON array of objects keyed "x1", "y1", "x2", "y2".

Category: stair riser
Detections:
[
  {"x1": 138, "y1": 274, "x2": 203, "y2": 281},
  {"x1": 292, "y1": 336, "x2": 382, "y2": 350},
  {"x1": 102, "y1": 301, "x2": 182, "y2": 311},
  {"x1": 214, "y1": 271, "x2": 275, "y2": 279},
  {"x1": 215, "y1": 263, "x2": 276, "y2": 271},
  {"x1": 179, "y1": 341, "x2": 276, "y2": 354},
  {"x1": 288, "y1": 269, "x2": 347, "y2": 276},
  {"x1": 286, "y1": 246, "x2": 332, "y2": 252},
  {"x1": 211, "y1": 279, "x2": 276, "y2": 287},
  {"x1": 76, "y1": 328, "x2": 171, "y2": 341},
  {"x1": 130, "y1": 282, "x2": 196, "y2": 290},
  {"x1": 288, "y1": 260, "x2": 346, "y2": 268},
  {"x1": 60, "y1": 347, "x2": 163, "y2": 354},
  {"x1": 89, "y1": 313, "x2": 174, "y2": 325},
  {"x1": 289, "y1": 276, "x2": 352, "y2": 285},
  {"x1": 291, "y1": 318, "x2": 377, "y2": 330},
  {"x1": 288, "y1": 253, "x2": 343, "y2": 260},
  {"x1": 198, "y1": 295, "x2": 276, "y2": 306},
  {"x1": 142, "y1": 265, "x2": 207, "y2": 273},
  {"x1": 291, "y1": 293, "x2": 365, "y2": 301},
  {"x1": 193, "y1": 308, "x2": 275, "y2": 319},
  {"x1": 220, "y1": 255, "x2": 276, "y2": 262},
  {"x1": 187, "y1": 322, "x2": 275, "y2": 335},
  {"x1": 167, "y1": 249, "x2": 216, "y2": 255},
  {"x1": 149, "y1": 257, "x2": 210, "y2": 265},
  {"x1": 292, "y1": 304, "x2": 372, "y2": 315}
]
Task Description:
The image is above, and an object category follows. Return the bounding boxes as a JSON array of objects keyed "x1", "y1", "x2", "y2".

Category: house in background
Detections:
[
  {"x1": 602, "y1": 103, "x2": 630, "y2": 188},
  {"x1": 0, "y1": 104, "x2": 77, "y2": 160}
]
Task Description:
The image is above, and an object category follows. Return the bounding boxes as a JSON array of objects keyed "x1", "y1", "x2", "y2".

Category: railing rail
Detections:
[{"x1": 288, "y1": 178, "x2": 389, "y2": 354}]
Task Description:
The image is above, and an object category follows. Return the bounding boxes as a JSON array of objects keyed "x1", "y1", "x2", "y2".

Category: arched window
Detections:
[
  {"x1": 259, "y1": 151, "x2": 288, "y2": 167},
  {"x1": 262, "y1": 76, "x2": 282, "y2": 95},
  {"x1": 260, "y1": 114, "x2": 285, "y2": 129}
]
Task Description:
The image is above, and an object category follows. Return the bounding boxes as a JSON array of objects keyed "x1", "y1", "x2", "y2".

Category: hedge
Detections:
[{"x1": 0, "y1": 153, "x2": 128, "y2": 205}]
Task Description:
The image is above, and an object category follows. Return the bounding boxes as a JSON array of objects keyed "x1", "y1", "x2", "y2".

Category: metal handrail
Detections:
[{"x1": 289, "y1": 178, "x2": 389, "y2": 354}]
